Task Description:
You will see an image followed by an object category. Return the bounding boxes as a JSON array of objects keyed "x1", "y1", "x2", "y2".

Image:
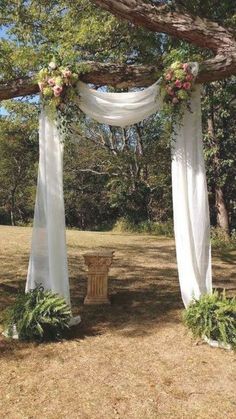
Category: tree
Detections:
[
  {"x1": 0, "y1": 0, "x2": 236, "y2": 99},
  {"x1": 0, "y1": 1, "x2": 235, "y2": 233},
  {"x1": 90, "y1": 0, "x2": 236, "y2": 80},
  {"x1": 0, "y1": 102, "x2": 38, "y2": 225},
  {"x1": 63, "y1": 112, "x2": 172, "y2": 228},
  {"x1": 202, "y1": 80, "x2": 236, "y2": 234}
]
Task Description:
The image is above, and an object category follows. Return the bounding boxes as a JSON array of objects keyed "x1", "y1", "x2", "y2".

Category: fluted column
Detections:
[{"x1": 83, "y1": 251, "x2": 114, "y2": 305}]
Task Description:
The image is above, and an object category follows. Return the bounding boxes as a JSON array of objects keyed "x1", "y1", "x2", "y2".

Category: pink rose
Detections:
[
  {"x1": 53, "y1": 85, "x2": 63, "y2": 96},
  {"x1": 175, "y1": 80, "x2": 182, "y2": 88},
  {"x1": 182, "y1": 63, "x2": 189, "y2": 71},
  {"x1": 165, "y1": 72, "x2": 172, "y2": 81},
  {"x1": 48, "y1": 78, "x2": 55, "y2": 86},
  {"x1": 186, "y1": 74, "x2": 193, "y2": 82},
  {"x1": 166, "y1": 86, "x2": 175, "y2": 96},
  {"x1": 63, "y1": 69, "x2": 72, "y2": 78},
  {"x1": 183, "y1": 82, "x2": 191, "y2": 90},
  {"x1": 172, "y1": 97, "x2": 179, "y2": 104}
]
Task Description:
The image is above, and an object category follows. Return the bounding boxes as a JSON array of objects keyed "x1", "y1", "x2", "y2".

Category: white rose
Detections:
[{"x1": 48, "y1": 61, "x2": 57, "y2": 70}]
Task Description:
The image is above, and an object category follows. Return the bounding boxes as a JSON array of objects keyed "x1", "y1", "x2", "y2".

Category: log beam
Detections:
[{"x1": 0, "y1": 56, "x2": 235, "y2": 101}]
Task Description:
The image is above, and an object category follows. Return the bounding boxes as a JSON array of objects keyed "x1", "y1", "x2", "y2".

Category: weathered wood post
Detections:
[{"x1": 83, "y1": 250, "x2": 114, "y2": 305}]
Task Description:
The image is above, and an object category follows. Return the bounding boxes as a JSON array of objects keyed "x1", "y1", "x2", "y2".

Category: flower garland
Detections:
[
  {"x1": 162, "y1": 61, "x2": 196, "y2": 109},
  {"x1": 37, "y1": 59, "x2": 197, "y2": 137},
  {"x1": 37, "y1": 61, "x2": 79, "y2": 113}
]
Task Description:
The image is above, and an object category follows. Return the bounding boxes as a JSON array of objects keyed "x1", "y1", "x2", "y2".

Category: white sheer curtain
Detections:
[
  {"x1": 172, "y1": 87, "x2": 212, "y2": 306},
  {"x1": 27, "y1": 75, "x2": 212, "y2": 307},
  {"x1": 26, "y1": 111, "x2": 70, "y2": 305}
]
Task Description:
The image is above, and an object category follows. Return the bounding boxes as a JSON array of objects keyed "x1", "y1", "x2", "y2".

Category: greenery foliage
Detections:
[
  {"x1": 211, "y1": 227, "x2": 236, "y2": 250},
  {"x1": 0, "y1": 1, "x2": 235, "y2": 236},
  {"x1": 0, "y1": 102, "x2": 38, "y2": 225},
  {"x1": 113, "y1": 217, "x2": 173, "y2": 237},
  {"x1": 183, "y1": 291, "x2": 236, "y2": 349},
  {"x1": 4, "y1": 286, "x2": 72, "y2": 341}
]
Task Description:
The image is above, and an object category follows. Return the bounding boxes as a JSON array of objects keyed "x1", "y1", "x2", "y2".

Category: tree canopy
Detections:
[
  {"x1": 0, "y1": 1, "x2": 235, "y2": 234},
  {"x1": 0, "y1": 0, "x2": 235, "y2": 100}
]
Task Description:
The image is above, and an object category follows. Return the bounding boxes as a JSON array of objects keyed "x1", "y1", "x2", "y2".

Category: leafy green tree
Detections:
[
  {"x1": 0, "y1": 102, "x2": 38, "y2": 225},
  {"x1": 202, "y1": 80, "x2": 236, "y2": 234},
  {"x1": 0, "y1": 0, "x2": 235, "y2": 234}
]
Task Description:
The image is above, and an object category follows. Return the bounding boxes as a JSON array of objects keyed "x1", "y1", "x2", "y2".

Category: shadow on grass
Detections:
[
  {"x1": 1, "y1": 241, "x2": 236, "y2": 354},
  {"x1": 68, "y1": 258, "x2": 183, "y2": 343},
  {"x1": 0, "y1": 256, "x2": 183, "y2": 355},
  {"x1": 212, "y1": 247, "x2": 236, "y2": 265}
]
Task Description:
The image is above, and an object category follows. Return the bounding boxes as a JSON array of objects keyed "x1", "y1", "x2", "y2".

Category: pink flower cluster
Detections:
[
  {"x1": 164, "y1": 62, "x2": 194, "y2": 105},
  {"x1": 38, "y1": 68, "x2": 73, "y2": 98}
]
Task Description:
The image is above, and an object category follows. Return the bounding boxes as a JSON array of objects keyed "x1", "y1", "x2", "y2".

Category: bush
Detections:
[
  {"x1": 113, "y1": 217, "x2": 136, "y2": 233},
  {"x1": 4, "y1": 286, "x2": 72, "y2": 341},
  {"x1": 183, "y1": 291, "x2": 236, "y2": 349},
  {"x1": 211, "y1": 227, "x2": 236, "y2": 250},
  {"x1": 113, "y1": 218, "x2": 173, "y2": 237}
]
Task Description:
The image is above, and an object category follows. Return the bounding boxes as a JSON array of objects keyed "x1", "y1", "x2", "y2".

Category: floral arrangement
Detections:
[
  {"x1": 37, "y1": 61, "x2": 79, "y2": 112},
  {"x1": 162, "y1": 61, "x2": 196, "y2": 108}
]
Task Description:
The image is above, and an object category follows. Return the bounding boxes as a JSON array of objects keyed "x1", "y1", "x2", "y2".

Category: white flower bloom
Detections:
[{"x1": 49, "y1": 61, "x2": 57, "y2": 70}]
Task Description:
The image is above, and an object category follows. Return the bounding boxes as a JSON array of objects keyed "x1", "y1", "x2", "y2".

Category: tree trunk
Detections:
[
  {"x1": 207, "y1": 109, "x2": 230, "y2": 236},
  {"x1": 10, "y1": 194, "x2": 16, "y2": 226},
  {"x1": 215, "y1": 187, "x2": 230, "y2": 236}
]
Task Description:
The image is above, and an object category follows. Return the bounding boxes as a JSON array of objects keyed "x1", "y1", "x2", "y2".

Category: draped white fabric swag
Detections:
[{"x1": 27, "y1": 78, "x2": 212, "y2": 307}]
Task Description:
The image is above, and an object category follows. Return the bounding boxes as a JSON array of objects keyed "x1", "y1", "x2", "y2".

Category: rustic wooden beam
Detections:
[{"x1": 0, "y1": 56, "x2": 235, "y2": 101}]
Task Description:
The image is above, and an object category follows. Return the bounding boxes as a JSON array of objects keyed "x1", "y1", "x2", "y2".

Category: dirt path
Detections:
[{"x1": 0, "y1": 226, "x2": 235, "y2": 419}]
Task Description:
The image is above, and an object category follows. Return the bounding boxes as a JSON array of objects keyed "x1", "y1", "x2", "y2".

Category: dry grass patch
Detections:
[{"x1": 0, "y1": 226, "x2": 236, "y2": 419}]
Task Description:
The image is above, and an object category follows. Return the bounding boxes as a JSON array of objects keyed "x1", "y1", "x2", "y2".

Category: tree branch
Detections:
[
  {"x1": 1, "y1": 1, "x2": 236, "y2": 102},
  {"x1": 90, "y1": 0, "x2": 236, "y2": 53},
  {"x1": 89, "y1": 0, "x2": 236, "y2": 81},
  {"x1": 0, "y1": 56, "x2": 235, "y2": 102},
  {"x1": 79, "y1": 168, "x2": 119, "y2": 176},
  {"x1": 78, "y1": 168, "x2": 109, "y2": 175}
]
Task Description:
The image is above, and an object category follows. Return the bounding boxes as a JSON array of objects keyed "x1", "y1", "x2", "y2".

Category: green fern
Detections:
[
  {"x1": 5, "y1": 286, "x2": 72, "y2": 341},
  {"x1": 183, "y1": 290, "x2": 236, "y2": 349}
]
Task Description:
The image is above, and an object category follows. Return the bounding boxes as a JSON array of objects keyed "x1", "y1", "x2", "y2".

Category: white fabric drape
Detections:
[
  {"x1": 26, "y1": 111, "x2": 70, "y2": 305},
  {"x1": 172, "y1": 86, "x2": 212, "y2": 307},
  {"x1": 77, "y1": 80, "x2": 162, "y2": 127},
  {"x1": 27, "y1": 75, "x2": 212, "y2": 307}
]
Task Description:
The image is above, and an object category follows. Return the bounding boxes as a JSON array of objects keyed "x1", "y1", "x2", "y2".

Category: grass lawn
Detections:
[{"x1": 0, "y1": 225, "x2": 236, "y2": 419}]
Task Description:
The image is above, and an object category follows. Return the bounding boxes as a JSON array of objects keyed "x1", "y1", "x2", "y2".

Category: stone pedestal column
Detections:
[{"x1": 83, "y1": 251, "x2": 114, "y2": 305}]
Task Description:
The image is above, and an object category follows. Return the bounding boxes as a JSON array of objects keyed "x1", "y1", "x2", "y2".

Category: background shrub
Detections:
[{"x1": 113, "y1": 218, "x2": 173, "y2": 237}]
